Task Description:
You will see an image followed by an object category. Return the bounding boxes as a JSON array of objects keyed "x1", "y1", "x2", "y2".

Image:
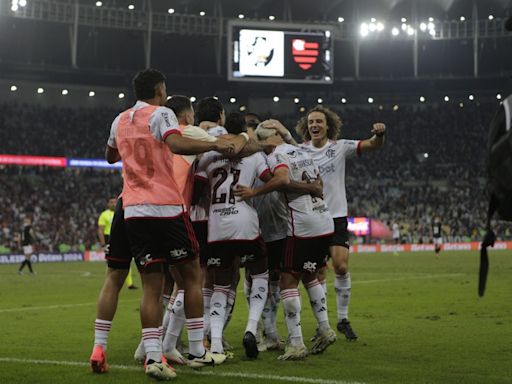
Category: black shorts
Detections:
[
  {"x1": 329, "y1": 217, "x2": 350, "y2": 248},
  {"x1": 208, "y1": 238, "x2": 266, "y2": 271},
  {"x1": 266, "y1": 239, "x2": 286, "y2": 272},
  {"x1": 192, "y1": 221, "x2": 209, "y2": 267},
  {"x1": 282, "y1": 235, "x2": 330, "y2": 274},
  {"x1": 126, "y1": 213, "x2": 199, "y2": 272},
  {"x1": 105, "y1": 198, "x2": 134, "y2": 270}
]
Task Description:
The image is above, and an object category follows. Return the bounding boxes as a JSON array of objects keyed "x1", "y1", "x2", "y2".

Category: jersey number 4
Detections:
[{"x1": 212, "y1": 167, "x2": 241, "y2": 205}]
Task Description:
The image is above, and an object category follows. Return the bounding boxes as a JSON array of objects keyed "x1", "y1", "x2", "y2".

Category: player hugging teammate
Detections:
[{"x1": 90, "y1": 68, "x2": 386, "y2": 380}]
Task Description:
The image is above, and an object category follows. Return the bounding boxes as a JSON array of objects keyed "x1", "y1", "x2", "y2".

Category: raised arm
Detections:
[
  {"x1": 260, "y1": 119, "x2": 298, "y2": 146},
  {"x1": 358, "y1": 123, "x2": 386, "y2": 153}
]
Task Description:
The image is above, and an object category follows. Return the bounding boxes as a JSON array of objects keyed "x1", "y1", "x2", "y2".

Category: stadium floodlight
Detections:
[
  {"x1": 11, "y1": 3, "x2": 18, "y2": 11},
  {"x1": 190, "y1": 96, "x2": 196, "y2": 102},
  {"x1": 317, "y1": 98, "x2": 323, "y2": 104},
  {"x1": 19, "y1": 0, "x2": 27, "y2": 7},
  {"x1": 293, "y1": 97, "x2": 300, "y2": 104},
  {"x1": 299, "y1": 106, "x2": 306, "y2": 112},
  {"x1": 273, "y1": 96, "x2": 279, "y2": 102},
  {"x1": 371, "y1": 18, "x2": 376, "y2": 23},
  {"x1": 393, "y1": 104, "x2": 399, "y2": 111},
  {"x1": 269, "y1": 15, "x2": 276, "y2": 21},
  {"x1": 89, "y1": 91, "x2": 95, "y2": 97},
  {"x1": 420, "y1": 23, "x2": 427, "y2": 32},
  {"x1": 368, "y1": 97, "x2": 374, "y2": 104},
  {"x1": 428, "y1": 17, "x2": 434, "y2": 22},
  {"x1": 459, "y1": 102, "x2": 464, "y2": 108},
  {"x1": 424, "y1": 153, "x2": 429, "y2": 158},
  {"x1": 378, "y1": 105, "x2": 384, "y2": 110},
  {"x1": 168, "y1": 8, "x2": 175, "y2": 14},
  {"x1": 429, "y1": 29, "x2": 436, "y2": 37},
  {"x1": 118, "y1": 92, "x2": 125, "y2": 99},
  {"x1": 488, "y1": 15, "x2": 494, "y2": 20},
  {"x1": 62, "y1": 89, "x2": 69, "y2": 95},
  {"x1": 420, "y1": 96, "x2": 425, "y2": 102},
  {"x1": 468, "y1": 94, "x2": 474, "y2": 101},
  {"x1": 213, "y1": 96, "x2": 219, "y2": 100},
  {"x1": 376, "y1": 22, "x2": 384, "y2": 32},
  {"x1": 401, "y1": 23, "x2": 407, "y2": 31},
  {"x1": 338, "y1": 17, "x2": 345, "y2": 23},
  {"x1": 360, "y1": 23, "x2": 369, "y2": 37},
  {"x1": 37, "y1": 87, "x2": 44, "y2": 94},
  {"x1": 401, "y1": 18, "x2": 407, "y2": 23},
  {"x1": 128, "y1": 4, "x2": 134, "y2": 10},
  {"x1": 496, "y1": 93, "x2": 502, "y2": 100},
  {"x1": 229, "y1": 97, "x2": 236, "y2": 103},
  {"x1": 407, "y1": 27, "x2": 415, "y2": 36},
  {"x1": 392, "y1": 27, "x2": 400, "y2": 36},
  {"x1": 444, "y1": 96, "x2": 450, "y2": 102},
  {"x1": 199, "y1": 11, "x2": 205, "y2": 16},
  {"x1": 460, "y1": 16, "x2": 465, "y2": 21},
  {"x1": 95, "y1": 1, "x2": 102, "y2": 7},
  {"x1": 341, "y1": 98, "x2": 347, "y2": 104},
  {"x1": 239, "y1": 105, "x2": 246, "y2": 112},
  {"x1": 10, "y1": 85, "x2": 17, "y2": 92},
  {"x1": 369, "y1": 22, "x2": 377, "y2": 32},
  {"x1": 238, "y1": 14, "x2": 245, "y2": 19}
]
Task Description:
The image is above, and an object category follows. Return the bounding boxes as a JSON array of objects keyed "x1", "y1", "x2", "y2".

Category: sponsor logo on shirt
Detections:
[{"x1": 318, "y1": 163, "x2": 335, "y2": 175}]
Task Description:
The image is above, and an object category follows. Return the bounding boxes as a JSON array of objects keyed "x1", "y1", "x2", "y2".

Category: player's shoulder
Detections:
[{"x1": 152, "y1": 106, "x2": 178, "y2": 126}]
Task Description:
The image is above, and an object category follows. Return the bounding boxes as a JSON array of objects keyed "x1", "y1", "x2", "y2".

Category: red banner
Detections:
[
  {"x1": 351, "y1": 242, "x2": 512, "y2": 253},
  {"x1": 0, "y1": 154, "x2": 66, "y2": 167}
]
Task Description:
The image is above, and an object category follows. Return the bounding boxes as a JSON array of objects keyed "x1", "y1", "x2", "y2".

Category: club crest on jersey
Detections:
[
  {"x1": 326, "y1": 148, "x2": 336, "y2": 158},
  {"x1": 287, "y1": 150, "x2": 298, "y2": 158},
  {"x1": 303, "y1": 261, "x2": 317, "y2": 273}
]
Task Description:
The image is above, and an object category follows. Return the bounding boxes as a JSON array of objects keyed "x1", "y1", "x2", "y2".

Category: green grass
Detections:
[{"x1": 1, "y1": 250, "x2": 511, "y2": 384}]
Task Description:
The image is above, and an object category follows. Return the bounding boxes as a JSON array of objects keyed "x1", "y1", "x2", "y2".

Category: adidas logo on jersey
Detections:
[
  {"x1": 170, "y1": 248, "x2": 188, "y2": 259},
  {"x1": 207, "y1": 258, "x2": 221, "y2": 267},
  {"x1": 303, "y1": 261, "x2": 318, "y2": 273}
]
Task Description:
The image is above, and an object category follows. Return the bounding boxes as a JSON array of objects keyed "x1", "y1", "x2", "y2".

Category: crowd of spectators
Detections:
[{"x1": 0, "y1": 100, "x2": 510, "y2": 252}]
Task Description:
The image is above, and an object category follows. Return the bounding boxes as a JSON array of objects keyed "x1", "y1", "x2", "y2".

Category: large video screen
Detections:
[
  {"x1": 228, "y1": 21, "x2": 333, "y2": 84},
  {"x1": 347, "y1": 217, "x2": 370, "y2": 236}
]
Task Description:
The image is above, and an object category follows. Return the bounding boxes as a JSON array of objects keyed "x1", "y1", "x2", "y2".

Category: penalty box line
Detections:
[{"x1": 0, "y1": 357, "x2": 366, "y2": 384}]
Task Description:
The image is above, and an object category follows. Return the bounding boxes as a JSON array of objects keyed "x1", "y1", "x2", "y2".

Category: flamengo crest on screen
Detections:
[{"x1": 292, "y1": 39, "x2": 319, "y2": 70}]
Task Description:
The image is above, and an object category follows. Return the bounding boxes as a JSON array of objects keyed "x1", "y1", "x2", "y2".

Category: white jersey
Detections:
[
  {"x1": 252, "y1": 154, "x2": 288, "y2": 243},
  {"x1": 267, "y1": 144, "x2": 334, "y2": 238},
  {"x1": 196, "y1": 151, "x2": 269, "y2": 242},
  {"x1": 300, "y1": 139, "x2": 360, "y2": 218},
  {"x1": 189, "y1": 125, "x2": 226, "y2": 222}
]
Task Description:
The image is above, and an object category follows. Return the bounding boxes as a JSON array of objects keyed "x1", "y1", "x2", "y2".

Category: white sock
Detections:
[
  {"x1": 320, "y1": 280, "x2": 327, "y2": 296},
  {"x1": 335, "y1": 272, "x2": 351, "y2": 321},
  {"x1": 210, "y1": 284, "x2": 229, "y2": 353},
  {"x1": 224, "y1": 289, "x2": 236, "y2": 328},
  {"x1": 281, "y1": 289, "x2": 303, "y2": 347},
  {"x1": 162, "y1": 290, "x2": 185, "y2": 353},
  {"x1": 245, "y1": 271, "x2": 268, "y2": 335},
  {"x1": 202, "y1": 288, "x2": 213, "y2": 338},
  {"x1": 161, "y1": 295, "x2": 174, "y2": 335},
  {"x1": 186, "y1": 317, "x2": 205, "y2": 357},
  {"x1": 162, "y1": 294, "x2": 171, "y2": 308},
  {"x1": 262, "y1": 294, "x2": 275, "y2": 339},
  {"x1": 269, "y1": 281, "x2": 280, "y2": 335},
  {"x1": 305, "y1": 279, "x2": 330, "y2": 331},
  {"x1": 243, "y1": 278, "x2": 251, "y2": 306},
  {"x1": 94, "y1": 319, "x2": 112, "y2": 349},
  {"x1": 142, "y1": 328, "x2": 162, "y2": 362}
]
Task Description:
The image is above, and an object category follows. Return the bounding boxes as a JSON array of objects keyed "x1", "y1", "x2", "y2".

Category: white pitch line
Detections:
[
  {"x1": 354, "y1": 273, "x2": 464, "y2": 284},
  {"x1": 0, "y1": 357, "x2": 366, "y2": 384},
  {"x1": 0, "y1": 299, "x2": 140, "y2": 313}
]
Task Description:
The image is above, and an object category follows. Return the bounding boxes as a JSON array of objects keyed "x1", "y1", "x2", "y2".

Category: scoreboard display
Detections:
[{"x1": 228, "y1": 21, "x2": 334, "y2": 84}]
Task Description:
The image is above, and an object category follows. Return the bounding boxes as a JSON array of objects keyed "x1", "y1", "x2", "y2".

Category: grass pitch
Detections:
[{"x1": 0, "y1": 250, "x2": 511, "y2": 384}]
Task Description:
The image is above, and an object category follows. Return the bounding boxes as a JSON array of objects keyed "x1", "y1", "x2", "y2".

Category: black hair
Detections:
[
  {"x1": 196, "y1": 97, "x2": 224, "y2": 124},
  {"x1": 244, "y1": 112, "x2": 262, "y2": 129},
  {"x1": 224, "y1": 112, "x2": 247, "y2": 135},
  {"x1": 165, "y1": 95, "x2": 192, "y2": 118},
  {"x1": 132, "y1": 68, "x2": 166, "y2": 100}
]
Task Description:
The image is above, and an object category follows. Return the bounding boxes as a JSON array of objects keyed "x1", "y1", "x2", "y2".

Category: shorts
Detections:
[
  {"x1": 208, "y1": 238, "x2": 266, "y2": 271},
  {"x1": 22, "y1": 245, "x2": 33, "y2": 256},
  {"x1": 266, "y1": 239, "x2": 286, "y2": 272},
  {"x1": 282, "y1": 235, "x2": 330, "y2": 274},
  {"x1": 433, "y1": 237, "x2": 443, "y2": 246},
  {"x1": 126, "y1": 213, "x2": 199, "y2": 272},
  {"x1": 105, "y1": 198, "x2": 134, "y2": 270},
  {"x1": 329, "y1": 217, "x2": 350, "y2": 248},
  {"x1": 192, "y1": 221, "x2": 209, "y2": 267}
]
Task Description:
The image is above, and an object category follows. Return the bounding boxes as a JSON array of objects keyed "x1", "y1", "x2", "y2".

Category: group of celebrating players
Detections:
[{"x1": 89, "y1": 68, "x2": 386, "y2": 381}]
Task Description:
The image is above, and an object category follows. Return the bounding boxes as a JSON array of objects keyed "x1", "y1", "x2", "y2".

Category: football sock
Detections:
[
  {"x1": 245, "y1": 271, "x2": 268, "y2": 335},
  {"x1": 223, "y1": 288, "x2": 236, "y2": 328},
  {"x1": 163, "y1": 290, "x2": 185, "y2": 352},
  {"x1": 210, "y1": 284, "x2": 229, "y2": 353},
  {"x1": 186, "y1": 317, "x2": 205, "y2": 357},
  {"x1": 281, "y1": 288, "x2": 303, "y2": 347},
  {"x1": 94, "y1": 319, "x2": 112, "y2": 349},
  {"x1": 142, "y1": 328, "x2": 162, "y2": 363},
  {"x1": 335, "y1": 272, "x2": 351, "y2": 321},
  {"x1": 305, "y1": 279, "x2": 330, "y2": 331},
  {"x1": 202, "y1": 288, "x2": 213, "y2": 338}
]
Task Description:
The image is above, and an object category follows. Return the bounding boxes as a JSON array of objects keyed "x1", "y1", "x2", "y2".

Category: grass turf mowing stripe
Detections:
[
  {"x1": 0, "y1": 299, "x2": 140, "y2": 313},
  {"x1": 0, "y1": 357, "x2": 366, "y2": 384},
  {"x1": 354, "y1": 273, "x2": 464, "y2": 284}
]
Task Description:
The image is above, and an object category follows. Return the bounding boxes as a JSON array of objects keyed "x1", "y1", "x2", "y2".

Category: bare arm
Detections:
[
  {"x1": 286, "y1": 178, "x2": 323, "y2": 199},
  {"x1": 358, "y1": 123, "x2": 386, "y2": 153},
  {"x1": 165, "y1": 133, "x2": 235, "y2": 156},
  {"x1": 98, "y1": 225, "x2": 106, "y2": 247},
  {"x1": 260, "y1": 119, "x2": 298, "y2": 146},
  {"x1": 234, "y1": 167, "x2": 290, "y2": 200},
  {"x1": 105, "y1": 146, "x2": 121, "y2": 164}
]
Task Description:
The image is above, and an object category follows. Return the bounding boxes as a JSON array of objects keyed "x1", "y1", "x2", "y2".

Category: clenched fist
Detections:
[{"x1": 372, "y1": 123, "x2": 386, "y2": 136}]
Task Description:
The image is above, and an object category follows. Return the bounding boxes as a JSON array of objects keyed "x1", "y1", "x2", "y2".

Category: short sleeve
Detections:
[
  {"x1": 339, "y1": 139, "x2": 361, "y2": 159},
  {"x1": 267, "y1": 151, "x2": 289, "y2": 174},
  {"x1": 107, "y1": 115, "x2": 121, "y2": 149},
  {"x1": 98, "y1": 212, "x2": 107, "y2": 227},
  {"x1": 150, "y1": 107, "x2": 181, "y2": 142},
  {"x1": 184, "y1": 125, "x2": 217, "y2": 142},
  {"x1": 254, "y1": 153, "x2": 270, "y2": 180},
  {"x1": 195, "y1": 152, "x2": 213, "y2": 181}
]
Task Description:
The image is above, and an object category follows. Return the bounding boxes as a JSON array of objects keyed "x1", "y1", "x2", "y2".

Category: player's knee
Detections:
[{"x1": 334, "y1": 264, "x2": 348, "y2": 276}]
